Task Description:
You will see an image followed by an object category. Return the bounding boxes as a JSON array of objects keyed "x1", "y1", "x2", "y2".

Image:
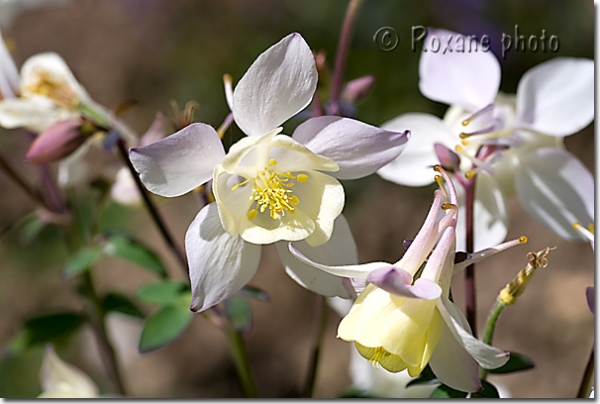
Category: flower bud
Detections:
[
  {"x1": 25, "y1": 119, "x2": 94, "y2": 164},
  {"x1": 342, "y1": 75, "x2": 375, "y2": 104},
  {"x1": 434, "y1": 143, "x2": 461, "y2": 173}
]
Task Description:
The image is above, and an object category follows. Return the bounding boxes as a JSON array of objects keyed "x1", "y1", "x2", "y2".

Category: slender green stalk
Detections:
[
  {"x1": 576, "y1": 347, "x2": 594, "y2": 398},
  {"x1": 303, "y1": 295, "x2": 329, "y2": 398},
  {"x1": 479, "y1": 299, "x2": 506, "y2": 380},
  {"x1": 82, "y1": 271, "x2": 127, "y2": 396},
  {"x1": 224, "y1": 327, "x2": 260, "y2": 398},
  {"x1": 329, "y1": 0, "x2": 364, "y2": 113}
]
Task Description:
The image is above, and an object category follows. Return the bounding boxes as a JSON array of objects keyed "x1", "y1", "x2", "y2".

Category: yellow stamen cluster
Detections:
[
  {"x1": 231, "y1": 159, "x2": 308, "y2": 220},
  {"x1": 499, "y1": 246, "x2": 555, "y2": 305},
  {"x1": 26, "y1": 70, "x2": 78, "y2": 108},
  {"x1": 368, "y1": 347, "x2": 390, "y2": 369}
]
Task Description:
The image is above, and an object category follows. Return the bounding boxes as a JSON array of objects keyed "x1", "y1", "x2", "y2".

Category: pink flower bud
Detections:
[
  {"x1": 434, "y1": 143, "x2": 461, "y2": 173},
  {"x1": 342, "y1": 75, "x2": 375, "y2": 103},
  {"x1": 25, "y1": 119, "x2": 92, "y2": 164}
]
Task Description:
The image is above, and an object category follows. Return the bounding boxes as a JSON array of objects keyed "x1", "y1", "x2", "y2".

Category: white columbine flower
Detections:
[
  {"x1": 290, "y1": 167, "x2": 525, "y2": 392},
  {"x1": 38, "y1": 345, "x2": 99, "y2": 398},
  {"x1": 377, "y1": 28, "x2": 594, "y2": 249},
  {"x1": 130, "y1": 33, "x2": 409, "y2": 312}
]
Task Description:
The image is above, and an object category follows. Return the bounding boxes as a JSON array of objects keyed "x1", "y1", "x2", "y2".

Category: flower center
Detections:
[
  {"x1": 368, "y1": 347, "x2": 391, "y2": 369},
  {"x1": 26, "y1": 70, "x2": 78, "y2": 108},
  {"x1": 231, "y1": 159, "x2": 308, "y2": 221}
]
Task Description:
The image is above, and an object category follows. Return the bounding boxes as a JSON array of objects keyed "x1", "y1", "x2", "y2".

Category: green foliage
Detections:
[
  {"x1": 138, "y1": 306, "x2": 192, "y2": 353},
  {"x1": 471, "y1": 380, "x2": 500, "y2": 398},
  {"x1": 101, "y1": 292, "x2": 145, "y2": 319},
  {"x1": 430, "y1": 384, "x2": 468, "y2": 398},
  {"x1": 63, "y1": 247, "x2": 102, "y2": 277},
  {"x1": 102, "y1": 234, "x2": 168, "y2": 278},
  {"x1": 489, "y1": 352, "x2": 535, "y2": 374},
  {"x1": 406, "y1": 364, "x2": 439, "y2": 387},
  {"x1": 224, "y1": 294, "x2": 252, "y2": 333},
  {"x1": 240, "y1": 285, "x2": 270, "y2": 302},
  {"x1": 136, "y1": 281, "x2": 190, "y2": 306}
]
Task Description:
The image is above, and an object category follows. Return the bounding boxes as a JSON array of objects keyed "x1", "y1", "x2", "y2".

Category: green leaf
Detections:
[
  {"x1": 102, "y1": 293, "x2": 145, "y2": 318},
  {"x1": 18, "y1": 215, "x2": 48, "y2": 245},
  {"x1": 471, "y1": 380, "x2": 500, "y2": 398},
  {"x1": 138, "y1": 306, "x2": 192, "y2": 353},
  {"x1": 23, "y1": 312, "x2": 86, "y2": 346},
  {"x1": 430, "y1": 384, "x2": 468, "y2": 398},
  {"x1": 406, "y1": 364, "x2": 439, "y2": 387},
  {"x1": 103, "y1": 235, "x2": 167, "y2": 278},
  {"x1": 136, "y1": 281, "x2": 189, "y2": 306},
  {"x1": 240, "y1": 285, "x2": 270, "y2": 302},
  {"x1": 224, "y1": 294, "x2": 252, "y2": 333},
  {"x1": 489, "y1": 352, "x2": 535, "y2": 374},
  {"x1": 63, "y1": 247, "x2": 102, "y2": 277}
]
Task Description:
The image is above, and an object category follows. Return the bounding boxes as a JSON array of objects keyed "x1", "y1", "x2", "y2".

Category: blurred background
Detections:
[{"x1": 0, "y1": 0, "x2": 594, "y2": 398}]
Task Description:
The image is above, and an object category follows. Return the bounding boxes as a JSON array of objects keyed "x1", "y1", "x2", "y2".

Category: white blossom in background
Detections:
[
  {"x1": 130, "y1": 33, "x2": 410, "y2": 312},
  {"x1": 38, "y1": 345, "x2": 99, "y2": 398},
  {"x1": 291, "y1": 167, "x2": 526, "y2": 392},
  {"x1": 377, "y1": 28, "x2": 594, "y2": 249}
]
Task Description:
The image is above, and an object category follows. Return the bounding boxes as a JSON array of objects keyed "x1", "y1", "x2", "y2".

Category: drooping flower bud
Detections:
[
  {"x1": 25, "y1": 119, "x2": 95, "y2": 164},
  {"x1": 434, "y1": 143, "x2": 461, "y2": 173},
  {"x1": 342, "y1": 75, "x2": 375, "y2": 104}
]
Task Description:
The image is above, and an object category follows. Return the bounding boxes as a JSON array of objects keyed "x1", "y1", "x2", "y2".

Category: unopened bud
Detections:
[
  {"x1": 25, "y1": 119, "x2": 94, "y2": 164},
  {"x1": 434, "y1": 143, "x2": 461, "y2": 173},
  {"x1": 342, "y1": 75, "x2": 375, "y2": 103}
]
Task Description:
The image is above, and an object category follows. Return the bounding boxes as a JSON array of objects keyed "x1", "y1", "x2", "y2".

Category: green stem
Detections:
[
  {"x1": 82, "y1": 271, "x2": 127, "y2": 396},
  {"x1": 303, "y1": 295, "x2": 329, "y2": 398},
  {"x1": 576, "y1": 347, "x2": 594, "y2": 398},
  {"x1": 479, "y1": 299, "x2": 506, "y2": 380},
  {"x1": 224, "y1": 327, "x2": 260, "y2": 398}
]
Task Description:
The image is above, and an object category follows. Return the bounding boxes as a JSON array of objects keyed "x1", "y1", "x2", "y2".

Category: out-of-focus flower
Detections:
[
  {"x1": 377, "y1": 28, "x2": 594, "y2": 248},
  {"x1": 291, "y1": 167, "x2": 525, "y2": 392},
  {"x1": 130, "y1": 33, "x2": 410, "y2": 312},
  {"x1": 25, "y1": 118, "x2": 96, "y2": 164},
  {"x1": 38, "y1": 345, "x2": 99, "y2": 398}
]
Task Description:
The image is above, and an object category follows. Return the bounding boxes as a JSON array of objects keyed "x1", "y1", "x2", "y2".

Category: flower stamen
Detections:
[
  {"x1": 26, "y1": 70, "x2": 78, "y2": 108},
  {"x1": 368, "y1": 347, "x2": 390, "y2": 369}
]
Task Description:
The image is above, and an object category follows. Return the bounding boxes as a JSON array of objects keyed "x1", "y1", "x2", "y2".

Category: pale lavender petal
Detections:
[
  {"x1": 419, "y1": 28, "x2": 500, "y2": 111},
  {"x1": 516, "y1": 58, "x2": 594, "y2": 136},
  {"x1": 130, "y1": 123, "x2": 225, "y2": 197},
  {"x1": 515, "y1": 148, "x2": 594, "y2": 241},
  {"x1": 232, "y1": 33, "x2": 317, "y2": 136},
  {"x1": 292, "y1": 116, "x2": 410, "y2": 180},
  {"x1": 187, "y1": 203, "x2": 262, "y2": 312},
  {"x1": 366, "y1": 267, "x2": 442, "y2": 300}
]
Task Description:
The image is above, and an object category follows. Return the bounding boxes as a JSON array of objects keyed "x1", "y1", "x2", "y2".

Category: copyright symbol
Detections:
[{"x1": 374, "y1": 27, "x2": 398, "y2": 51}]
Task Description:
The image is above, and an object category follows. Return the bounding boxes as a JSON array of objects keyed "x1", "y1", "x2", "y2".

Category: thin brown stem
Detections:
[
  {"x1": 302, "y1": 295, "x2": 329, "y2": 398},
  {"x1": 83, "y1": 271, "x2": 126, "y2": 396},
  {"x1": 115, "y1": 138, "x2": 187, "y2": 272},
  {"x1": 329, "y1": 0, "x2": 364, "y2": 113},
  {"x1": 0, "y1": 152, "x2": 46, "y2": 207},
  {"x1": 576, "y1": 347, "x2": 594, "y2": 398},
  {"x1": 464, "y1": 176, "x2": 477, "y2": 337}
]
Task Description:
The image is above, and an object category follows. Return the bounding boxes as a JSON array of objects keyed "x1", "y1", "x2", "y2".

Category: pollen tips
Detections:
[
  {"x1": 297, "y1": 174, "x2": 309, "y2": 182},
  {"x1": 465, "y1": 170, "x2": 476, "y2": 179},
  {"x1": 433, "y1": 164, "x2": 442, "y2": 172},
  {"x1": 459, "y1": 132, "x2": 469, "y2": 139},
  {"x1": 461, "y1": 118, "x2": 471, "y2": 126},
  {"x1": 247, "y1": 209, "x2": 258, "y2": 220},
  {"x1": 519, "y1": 236, "x2": 528, "y2": 244},
  {"x1": 268, "y1": 159, "x2": 277, "y2": 166}
]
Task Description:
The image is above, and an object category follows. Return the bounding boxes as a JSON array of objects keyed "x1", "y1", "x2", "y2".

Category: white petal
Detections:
[
  {"x1": 40, "y1": 346, "x2": 98, "y2": 398},
  {"x1": 212, "y1": 164, "x2": 255, "y2": 237},
  {"x1": 0, "y1": 28, "x2": 19, "y2": 99},
  {"x1": 419, "y1": 28, "x2": 500, "y2": 111},
  {"x1": 130, "y1": 123, "x2": 225, "y2": 197},
  {"x1": 456, "y1": 172, "x2": 508, "y2": 251},
  {"x1": 58, "y1": 139, "x2": 92, "y2": 188},
  {"x1": 428, "y1": 314, "x2": 481, "y2": 393},
  {"x1": 220, "y1": 128, "x2": 280, "y2": 177},
  {"x1": 186, "y1": 203, "x2": 262, "y2": 312},
  {"x1": 110, "y1": 167, "x2": 141, "y2": 206},
  {"x1": 377, "y1": 113, "x2": 455, "y2": 187},
  {"x1": 292, "y1": 116, "x2": 410, "y2": 180},
  {"x1": 288, "y1": 242, "x2": 391, "y2": 278},
  {"x1": 516, "y1": 58, "x2": 594, "y2": 136},
  {"x1": 232, "y1": 33, "x2": 318, "y2": 136},
  {"x1": 437, "y1": 297, "x2": 509, "y2": 369},
  {"x1": 20, "y1": 52, "x2": 91, "y2": 103},
  {"x1": 0, "y1": 95, "x2": 75, "y2": 132},
  {"x1": 275, "y1": 214, "x2": 356, "y2": 298},
  {"x1": 269, "y1": 134, "x2": 339, "y2": 173},
  {"x1": 515, "y1": 147, "x2": 594, "y2": 240}
]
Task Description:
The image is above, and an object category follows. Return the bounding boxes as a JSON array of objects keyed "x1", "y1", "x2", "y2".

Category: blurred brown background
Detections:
[{"x1": 0, "y1": 0, "x2": 594, "y2": 398}]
